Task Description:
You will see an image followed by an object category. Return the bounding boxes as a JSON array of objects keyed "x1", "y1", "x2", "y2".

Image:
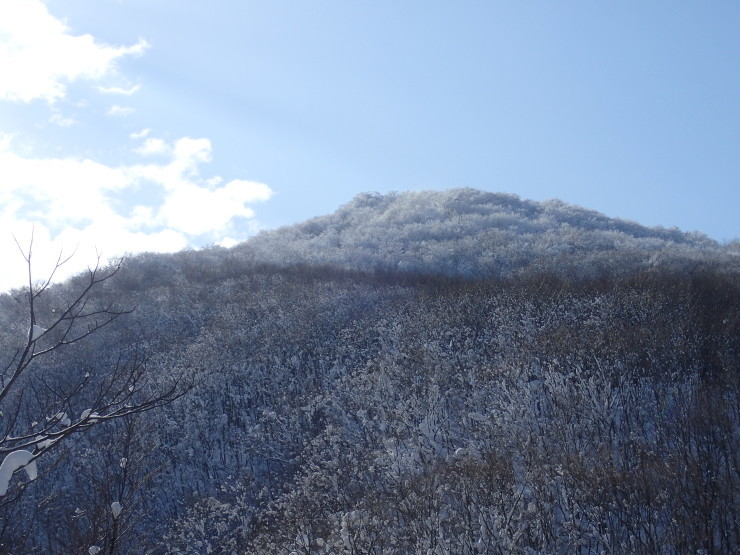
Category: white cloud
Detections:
[
  {"x1": 0, "y1": 134, "x2": 12, "y2": 151},
  {"x1": 128, "y1": 137, "x2": 272, "y2": 235},
  {"x1": 0, "y1": 6, "x2": 272, "y2": 292},
  {"x1": 173, "y1": 137, "x2": 213, "y2": 173},
  {"x1": 97, "y1": 84, "x2": 142, "y2": 95},
  {"x1": 108, "y1": 105, "x2": 135, "y2": 117},
  {"x1": 158, "y1": 179, "x2": 273, "y2": 235},
  {"x1": 0, "y1": 0, "x2": 148, "y2": 103},
  {"x1": 130, "y1": 128, "x2": 151, "y2": 139},
  {"x1": 0, "y1": 149, "x2": 130, "y2": 225},
  {"x1": 134, "y1": 138, "x2": 170, "y2": 156},
  {"x1": 49, "y1": 113, "x2": 78, "y2": 127},
  {"x1": 217, "y1": 237, "x2": 239, "y2": 248},
  {"x1": 0, "y1": 135, "x2": 273, "y2": 292}
]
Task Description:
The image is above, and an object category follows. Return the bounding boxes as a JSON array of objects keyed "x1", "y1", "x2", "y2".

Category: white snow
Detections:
[
  {"x1": 31, "y1": 324, "x2": 46, "y2": 340},
  {"x1": 60, "y1": 413, "x2": 71, "y2": 427},
  {"x1": 80, "y1": 409, "x2": 101, "y2": 422},
  {"x1": 0, "y1": 450, "x2": 38, "y2": 496},
  {"x1": 111, "y1": 501, "x2": 122, "y2": 518},
  {"x1": 35, "y1": 435, "x2": 55, "y2": 450},
  {"x1": 49, "y1": 412, "x2": 70, "y2": 426}
]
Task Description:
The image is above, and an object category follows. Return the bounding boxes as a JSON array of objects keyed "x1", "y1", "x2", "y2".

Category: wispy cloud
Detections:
[
  {"x1": 108, "y1": 105, "x2": 136, "y2": 117},
  {"x1": 97, "y1": 84, "x2": 142, "y2": 96},
  {"x1": 49, "y1": 113, "x2": 78, "y2": 127},
  {"x1": 130, "y1": 128, "x2": 151, "y2": 140},
  {"x1": 0, "y1": 0, "x2": 148, "y2": 103}
]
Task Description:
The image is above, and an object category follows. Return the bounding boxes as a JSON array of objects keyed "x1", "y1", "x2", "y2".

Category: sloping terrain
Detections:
[{"x1": 0, "y1": 190, "x2": 737, "y2": 553}]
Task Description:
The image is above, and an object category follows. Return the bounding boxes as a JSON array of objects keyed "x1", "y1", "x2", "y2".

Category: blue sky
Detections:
[{"x1": 1, "y1": 1, "x2": 738, "y2": 290}]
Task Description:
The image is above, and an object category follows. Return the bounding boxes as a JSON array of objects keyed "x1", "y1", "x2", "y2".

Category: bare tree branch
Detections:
[{"x1": 0, "y1": 240, "x2": 191, "y2": 500}]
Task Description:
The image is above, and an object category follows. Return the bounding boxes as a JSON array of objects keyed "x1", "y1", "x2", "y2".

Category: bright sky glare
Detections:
[{"x1": 1, "y1": 1, "x2": 738, "y2": 291}]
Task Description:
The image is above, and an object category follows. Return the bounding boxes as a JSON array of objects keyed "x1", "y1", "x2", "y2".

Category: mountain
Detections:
[
  {"x1": 0, "y1": 189, "x2": 737, "y2": 553},
  {"x1": 239, "y1": 188, "x2": 727, "y2": 279}
]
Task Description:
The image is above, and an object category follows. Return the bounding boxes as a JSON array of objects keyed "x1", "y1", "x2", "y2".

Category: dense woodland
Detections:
[{"x1": 0, "y1": 189, "x2": 737, "y2": 553}]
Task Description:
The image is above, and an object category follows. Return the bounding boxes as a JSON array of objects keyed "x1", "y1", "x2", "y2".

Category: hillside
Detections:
[{"x1": 0, "y1": 190, "x2": 737, "y2": 553}]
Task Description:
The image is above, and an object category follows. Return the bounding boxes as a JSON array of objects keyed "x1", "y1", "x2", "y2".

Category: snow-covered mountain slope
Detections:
[
  {"x1": 0, "y1": 188, "x2": 737, "y2": 552},
  {"x1": 239, "y1": 189, "x2": 728, "y2": 279}
]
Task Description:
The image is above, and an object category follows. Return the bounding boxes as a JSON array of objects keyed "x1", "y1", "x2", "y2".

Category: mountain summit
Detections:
[{"x1": 240, "y1": 189, "x2": 722, "y2": 279}]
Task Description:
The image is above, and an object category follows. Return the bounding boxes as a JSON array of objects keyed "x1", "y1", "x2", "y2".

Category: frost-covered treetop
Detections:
[{"x1": 240, "y1": 188, "x2": 727, "y2": 279}]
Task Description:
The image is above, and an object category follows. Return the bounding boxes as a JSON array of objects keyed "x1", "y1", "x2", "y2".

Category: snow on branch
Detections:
[{"x1": 0, "y1": 450, "x2": 37, "y2": 496}]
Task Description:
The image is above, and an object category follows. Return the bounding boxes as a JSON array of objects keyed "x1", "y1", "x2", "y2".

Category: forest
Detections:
[{"x1": 0, "y1": 189, "x2": 737, "y2": 553}]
